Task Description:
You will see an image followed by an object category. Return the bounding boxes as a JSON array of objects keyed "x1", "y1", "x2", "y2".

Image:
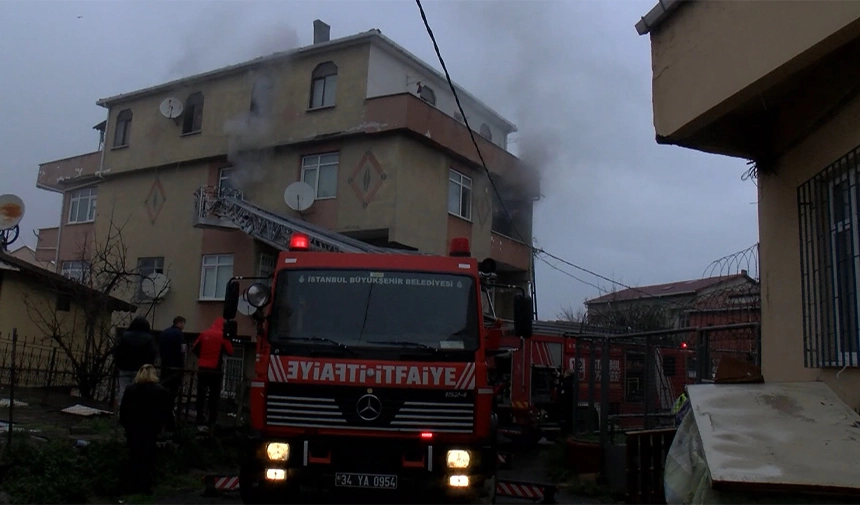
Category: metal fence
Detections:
[
  {"x1": 0, "y1": 329, "x2": 252, "y2": 427},
  {"x1": 566, "y1": 322, "x2": 760, "y2": 446}
]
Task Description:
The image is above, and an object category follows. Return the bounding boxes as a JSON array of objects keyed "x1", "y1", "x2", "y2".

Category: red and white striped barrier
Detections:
[
  {"x1": 203, "y1": 475, "x2": 240, "y2": 494},
  {"x1": 496, "y1": 479, "x2": 556, "y2": 503}
]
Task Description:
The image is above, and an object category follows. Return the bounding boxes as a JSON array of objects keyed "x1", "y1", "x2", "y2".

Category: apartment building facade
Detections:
[
  {"x1": 35, "y1": 21, "x2": 538, "y2": 339},
  {"x1": 637, "y1": 1, "x2": 860, "y2": 408}
]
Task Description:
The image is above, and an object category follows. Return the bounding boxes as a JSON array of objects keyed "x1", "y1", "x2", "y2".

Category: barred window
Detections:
[{"x1": 798, "y1": 147, "x2": 860, "y2": 367}]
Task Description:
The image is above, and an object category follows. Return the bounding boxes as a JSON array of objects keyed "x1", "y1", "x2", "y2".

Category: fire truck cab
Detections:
[{"x1": 222, "y1": 234, "x2": 533, "y2": 504}]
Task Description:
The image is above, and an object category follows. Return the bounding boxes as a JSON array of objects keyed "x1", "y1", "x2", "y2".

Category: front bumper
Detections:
[{"x1": 241, "y1": 434, "x2": 494, "y2": 501}]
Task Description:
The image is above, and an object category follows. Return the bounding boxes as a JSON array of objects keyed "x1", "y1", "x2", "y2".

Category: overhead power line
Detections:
[{"x1": 413, "y1": 0, "x2": 693, "y2": 312}]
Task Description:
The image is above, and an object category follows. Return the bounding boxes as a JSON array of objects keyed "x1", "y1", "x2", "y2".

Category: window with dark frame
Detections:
[
  {"x1": 798, "y1": 146, "x2": 860, "y2": 368},
  {"x1": 113, "y1": 109, "x2": 132, "y2": 147},
  {"x1": 448, "y1": 169, "x2": 472, "y2": 220},
  {"x1": 182, "y1": 92, "x2": 204, "y2": 134},
  {"x1": 137, "y1": 257, "x2": 165, "y2": 300},
  {"x1": 662, "y1": 356, "x2": 677, "y2": 377},
  {"x1": 309, "y1": 62, "x2": 338, "y2": 109}
]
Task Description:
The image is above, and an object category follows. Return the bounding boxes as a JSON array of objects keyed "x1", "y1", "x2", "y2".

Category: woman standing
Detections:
[{"x1": 119, "y1": 364, "x2": 174, "y2": 495}]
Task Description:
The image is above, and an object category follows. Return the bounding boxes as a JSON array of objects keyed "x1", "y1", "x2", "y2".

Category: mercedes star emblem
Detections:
[{"x1": 356, "y1": 394, "x2": 383, "y2": 421}]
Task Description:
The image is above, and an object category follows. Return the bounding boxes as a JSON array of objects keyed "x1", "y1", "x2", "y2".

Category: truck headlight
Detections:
[
  {"x1": 446, "y1": 449, "x2": 471, "y2": 469},
  {"x1": 266, "y1": 442, "x2": 290, "y2": 462}
]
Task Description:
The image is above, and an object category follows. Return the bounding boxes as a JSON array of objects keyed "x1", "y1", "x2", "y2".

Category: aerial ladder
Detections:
[{"x1": 193, "y1": 186, "x2": 409, "y2": 254}]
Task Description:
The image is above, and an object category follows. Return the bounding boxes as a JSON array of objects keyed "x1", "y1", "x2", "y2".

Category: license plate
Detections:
[{"x1": 334, "y1": 472, "x2": 398, "y2": 490}]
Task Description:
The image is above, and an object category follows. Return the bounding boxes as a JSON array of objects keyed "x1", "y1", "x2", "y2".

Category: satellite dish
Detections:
[
  {"x1": 237, "y1": 297, "x2": 256, "y2": 316},
  {"x1": 283, "y1": 181, "x2": 315, "y2": 212},
  {"x1": 159, "y1": 97, "x2": 184, "y2": 119},
  {"x1": 0, "y1": 194, "x2": 25, "y2": 231},
  {"x1": 142, "y1": 273, "x2": 170, "y2": 300}
]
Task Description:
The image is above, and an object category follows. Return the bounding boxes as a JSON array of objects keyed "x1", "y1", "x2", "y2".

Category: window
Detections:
[
  {"x1": 113, "y1": 109, "x2": 132, "y2": 147},
  {"x1": 301, "y1": 152, "x2": 339, "y2": 199},
  {"x1": 199, "y1": 254, "x2": 234, "y2": 300},
  {"x1": 218, "y1": 167, "x2": 241, "y2": 197},
  {"x1": 309, "y1": 61, "x2": 338, "y2": 109},
  {"x1": 479, "y1": 123, "x2": 492, "y2": 141},
  {"x1": 418, "y1": 84, "x2": 436, "y2": 106},
  {"x1": 182, "y1": 92, "x2": 204, "y2": 134},
  {"x1": 250, "y1": 78, "x2": 274, "y2": 116},
  {"x1": 61, "y1": 261, "x2": 90, "y2": 282},
  {"x1": 257, "y1": 253, "x2": 276, "y2": 288},
  {"x1": 798, "y1": 148, "x2": 860, "y2": 367},
  {"x1": 448, "y1": 169, "x2": 472, "y2": 220},
  {"x1": 137, "y1": 257, "x2": 165, "y2": 300},
  {"x1": 662, "y1": 356, "x2": 677, "y2": 377},
  {"x1": 68, "y1": 187, "x2": 97, "y2": 224}
]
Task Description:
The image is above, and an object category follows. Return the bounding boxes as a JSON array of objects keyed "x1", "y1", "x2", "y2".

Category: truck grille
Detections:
[{"x1": 265, "y1": 387, "x2": 475, "y2": 433}]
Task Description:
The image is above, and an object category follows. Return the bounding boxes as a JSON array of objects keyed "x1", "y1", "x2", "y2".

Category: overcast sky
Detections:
[{"x1": 0, "y1": 0, "x2": 758, "y2": 319}]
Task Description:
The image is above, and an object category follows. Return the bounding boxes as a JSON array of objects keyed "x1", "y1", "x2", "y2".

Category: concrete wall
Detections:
[
  {"x1": 759, "y1": 91, "x2": 860, "y2": 408},
  {"x1": 101, "y1": 43, "x2": 372, "y2": 175},
  {"x1": 650, "y1": 0, "x2": 860, "y2": 139},
  {"x1": 0, "y1": 272, "x2": 104, "y2": 348}
]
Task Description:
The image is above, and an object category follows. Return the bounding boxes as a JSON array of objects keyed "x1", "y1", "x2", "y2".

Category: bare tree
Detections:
[
  {"x1": 583, "y1": 301, "x2": 671, "y2": 332},
  {"x1": 557, "y1": 304, "x2": 587, "y2": 322},
  {"x1": 21, "y1": 209, "x2": 167, "y2": 399}
]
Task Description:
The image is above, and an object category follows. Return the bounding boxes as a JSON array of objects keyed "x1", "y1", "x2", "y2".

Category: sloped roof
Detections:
[
  {"x1": 0, "y1": 252, "x2": 136, "y2": 313},
  {"x1": 586, "y1": 274, "x2": 748, "y2": 305}
]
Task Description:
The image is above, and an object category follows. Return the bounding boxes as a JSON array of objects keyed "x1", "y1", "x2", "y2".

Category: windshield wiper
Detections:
[
  {"x1": 286, "y1": 336, "x2": 357, "y2": 354},
  {"x1": 367, "y1": 340, "x2": 440, "y2": 353}
]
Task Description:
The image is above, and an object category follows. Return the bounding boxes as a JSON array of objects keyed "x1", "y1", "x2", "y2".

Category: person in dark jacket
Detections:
[
  {"x1": 119, "y1": 364, "x2": 174, "y2": 495},
  {"x1": 114, "y1": 316, "x2": 157, "y2": 408},
  {"x1": 191, "y1": 317, "x2": 234, "y2": 428},
  {"x1": 159, "y1": 316, "x2": 186, "y2": 414}
]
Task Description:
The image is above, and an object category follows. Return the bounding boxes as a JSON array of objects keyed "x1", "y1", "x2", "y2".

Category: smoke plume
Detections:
[{"x1": 442, "y1": 1, "x2": 646, "y2": 206}]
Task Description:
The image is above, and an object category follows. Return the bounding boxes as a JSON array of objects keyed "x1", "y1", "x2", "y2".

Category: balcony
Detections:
[
  {"x1": 37, "y1": 151, "x2": 102, "y2": 192},
  {"x1": 364, "y1": 93, "x2": 540, "y2": 197},
  {"x1": 35, "y1": 227, "x2": 58, "y2": 264},
  {"x1": 489, "y1": 232, "x2": 531, "y2": 273}
]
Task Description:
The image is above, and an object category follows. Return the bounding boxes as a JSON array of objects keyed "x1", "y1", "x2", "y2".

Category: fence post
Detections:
[
  {"x1": 46, "y1": 348, "x2": 57, "y2": 388},
  {"x1": 7, "y1": 328, "x2": 17, "y2": 449},
  {"x1": 599, "y1": 336, "x2": 610, "y2": 447},
  {"x1": 571, "y1": 337, "x2": 581, "y2": 435},
  {"x1": 643, "y1": 335, "x2": 653, "y2": 430},
  {"x1": 587, "y1": 339, "x2": 596, "y2": 435},
  {"x1": 696, "y1": 329, "x2": 707, "y2": 382}
]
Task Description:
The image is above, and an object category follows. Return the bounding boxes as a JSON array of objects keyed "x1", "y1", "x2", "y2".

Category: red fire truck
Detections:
[
  {"x1": 488, "y1": 321, "x2": 701, "y2": 440},
  {"x1": 222, "y1": 233, "x2": 532, "y2": 504}
]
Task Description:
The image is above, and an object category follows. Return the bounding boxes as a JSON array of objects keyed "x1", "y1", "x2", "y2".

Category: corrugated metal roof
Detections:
[{"x1": 586, "y1": 274, "x2": 747, "y2": 305}]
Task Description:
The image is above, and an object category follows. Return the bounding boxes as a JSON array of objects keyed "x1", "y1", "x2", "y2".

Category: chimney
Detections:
[
  {"x1": 313, "y1": 20, "x2": 331, "y2": 44},
  {"x1": 741, "y1": 269, "x2": 748, "y2": 277}
]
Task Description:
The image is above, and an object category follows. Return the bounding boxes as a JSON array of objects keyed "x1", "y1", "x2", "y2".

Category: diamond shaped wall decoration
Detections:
[
  {"x1": 144, "y1": 177, "x2": 167, "y2": 224},
  {"x1": 348, "y1": 151, "x2": 386, "y2": 208}
]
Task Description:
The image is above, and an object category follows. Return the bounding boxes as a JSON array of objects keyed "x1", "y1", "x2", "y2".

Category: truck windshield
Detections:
[{"x1": 268, "y1": 269, "x2": 479, "y2": 350}]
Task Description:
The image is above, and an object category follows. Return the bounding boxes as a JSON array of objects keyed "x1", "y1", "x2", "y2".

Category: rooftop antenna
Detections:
[
  {"x1": 0, "y1": 194, "x2": 25, "y2": 253},
  {"x1": 283, "y1": 181, "x2": 315, "y2": 217}
]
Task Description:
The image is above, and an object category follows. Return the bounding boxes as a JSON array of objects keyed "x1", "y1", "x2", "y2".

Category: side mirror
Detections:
[
  {"x1": 223, "y1": 279, "x2": 241, "y2": 320},
  {"x1": 479, "y1": 258, "x2": 497, "y2": 275},
  {"x1": 513, "y1": 293, "x2": 533, "y2": 339},
  {"x1": 223, "y1": 319, "x2": 238, "y2": 340}
]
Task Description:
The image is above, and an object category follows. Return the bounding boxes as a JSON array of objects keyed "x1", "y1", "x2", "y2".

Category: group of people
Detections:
[{"x1": 113, "y1": 315, "x2": 235, "y2": 495}]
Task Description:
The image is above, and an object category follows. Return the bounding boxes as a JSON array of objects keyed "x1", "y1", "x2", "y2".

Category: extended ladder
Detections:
[{"x1": 194, "y1": 186, "x2": 405, "y2": 254}]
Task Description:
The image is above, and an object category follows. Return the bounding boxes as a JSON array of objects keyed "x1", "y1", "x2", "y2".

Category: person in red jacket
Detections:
[{"x1": 191, "y1": 317, "x2": 234, "y2": 428}]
